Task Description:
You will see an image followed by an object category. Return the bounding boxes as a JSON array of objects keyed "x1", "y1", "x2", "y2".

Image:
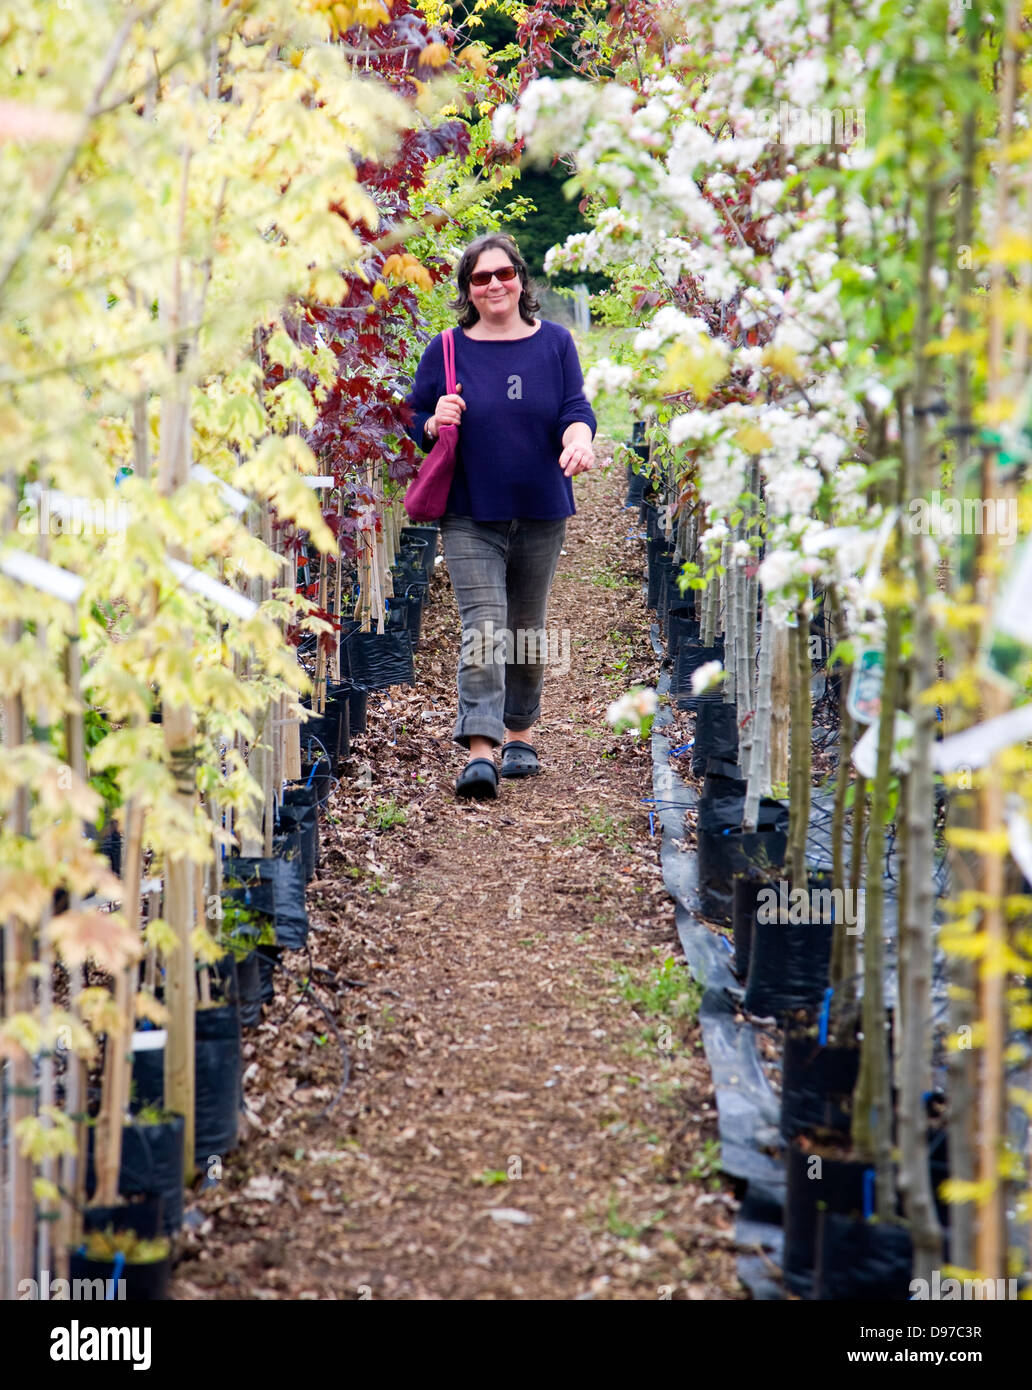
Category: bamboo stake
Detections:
[
  {"x1": 330, "y1": 492, "x2": 343, "y2": 684},
  {"x1": 743, "y1": 604, "x2": 774, "y2": 832},
  {"x1": 158, "y1": 196, "x2": 199, "y2": 1182},
  {"x1": 701, "y1": 567, "x2": 717, "y2": 647},
  {"x1": 95, "y1": 799, "x2": 143, "y2": 1207},
  {"x1": 830, "y1": 683, "x2": 857, "y2": 994},
  {"x1": 34, "y1": 590, "x2": 55, "y2": 1278},
  {"x1": 786, "y1": 615, "x2": 812, "y2": 887},
  {"x1": 973, "y1": 0, "x2": 1021, "y2": 1281},
  {"x1": 898, "y1": 177, "x2": 944, "y2": 1281},
  {"x1": 57, "y1": 639, "x2": 88, "y2": 1267},
  {"x1": 769, "y1": 624, "x2": 790, "y2": 793},
  {"x1": 260, "y1": 506, "x2": 275, "y2": 858},
  {"x1": 736, "y1": 550, "x2": 753, "y2": 779},
  {"x1": 944, "y1": 6, "x2": 982, "y2": 1274},
  {"x1": 851, "y1": 549, "x2": 902, "y2": 1218},
  {"x1": 2, "y1": 669, "x2": 34, "y2": 1300},
  {"x1": 196, "y1": 862, "x2": 211, "y2": 1008},
  {"x1": 314, "y1": 549, "x2": 328, "y2": 712},
  {"x1": 723, "y1": 537, "x2": 737, "y2": 706}
]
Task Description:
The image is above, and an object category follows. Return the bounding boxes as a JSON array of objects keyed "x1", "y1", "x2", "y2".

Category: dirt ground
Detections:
[{"x1": 171, "y1": 446, "x2": 745, "y2": 1301}]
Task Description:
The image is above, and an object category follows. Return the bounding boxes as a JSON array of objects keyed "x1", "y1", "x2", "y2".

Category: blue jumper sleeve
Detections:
[
  {"x1": 402, "y1": 334, "x2": 444, "y2": 453},
  {"x1": 555, "y1": 329, "x2": 598, "y2": 438}
]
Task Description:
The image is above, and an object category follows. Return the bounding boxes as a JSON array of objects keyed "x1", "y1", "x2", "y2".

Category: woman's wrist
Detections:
[{"x1": 425, "y1": 415, "x2": 438, "y2": 441}]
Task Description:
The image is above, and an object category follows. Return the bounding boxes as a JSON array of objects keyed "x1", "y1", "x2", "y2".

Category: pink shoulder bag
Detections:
[{"x1": 405, "y1": 328, "x2": 458, "y2": 523}]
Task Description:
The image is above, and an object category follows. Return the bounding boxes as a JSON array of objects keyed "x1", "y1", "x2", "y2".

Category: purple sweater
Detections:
[{"x1": 402, "y1": 319, "x2": 597, "y2": 521}]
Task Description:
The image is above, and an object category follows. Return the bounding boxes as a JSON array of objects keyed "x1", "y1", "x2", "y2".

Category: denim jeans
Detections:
[{"x1": 439, "y1": 512, "x2": 568, "y2": 749}]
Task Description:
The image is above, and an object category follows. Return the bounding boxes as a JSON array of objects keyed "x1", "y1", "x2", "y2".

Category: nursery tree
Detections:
[{"x1": 0, "y1": 0, "x2": 469, "y2": 1292}]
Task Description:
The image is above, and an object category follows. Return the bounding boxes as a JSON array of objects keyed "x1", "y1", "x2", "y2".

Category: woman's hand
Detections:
[
  {"x1": 559, "y1": 440, "x2": 595, "y2": 477},
  {"x1": 432, "y1": 382, "x2": 464, "y2": 432}
]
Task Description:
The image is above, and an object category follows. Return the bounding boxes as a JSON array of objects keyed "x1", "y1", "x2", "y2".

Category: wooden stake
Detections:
[
  {"x1": 769, "y1": 624, "x2": 790, "y2": 792},
  {"x1": 95, "y1": 799, "x2": 143, "y2": 1207}
]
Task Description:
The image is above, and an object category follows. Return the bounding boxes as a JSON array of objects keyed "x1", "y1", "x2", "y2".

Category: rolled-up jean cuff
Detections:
[
  {"x1": 503, "y1": 711, "x2": 539, "y2": 732},
  {"x1": 453, "y1": 716, "x2": 506, "y2": 749}
]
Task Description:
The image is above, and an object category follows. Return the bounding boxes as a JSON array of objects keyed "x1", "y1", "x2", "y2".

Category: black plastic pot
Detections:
[
  {"x1": 323, "y1": 680, "x2": 353, "y2": 759},
  {"x1": 731, "y1": 872, "x2": 773, "y2": 982},
  {"x1": 400, "y1": 524, "x2": 439, "y2": 580},
  {"x1": 665, "y1": 612, "x2": 700, "y2": 666},
  {"x1": 646, "y1": 537, "x2": 674, "y2": 608},
  {"x1": 390, "y1": 556, "x2": 429, "y2": 606},
  {"x1": 194, "y1": 1001, "x2": 241, "y2": 1168},
  {"x1": 300, "y1": 680, "x2": 352, "y2": 771},
  {"x1": 781, "y1": 1025, "x2": 860, "y2": 1143},
  {"x1": 658, "y1": 563, "x2": 695, "y2": 631},
  {"x1": 277, "y1": 781, "x2": 319, "y2": 882},
  {"x1": 743, "y1": 871, "x2": 834, "y2": 1019},
  {"x1": 234, "y1": 949, "x2": 262, "y2": 1029},
  {"x1": 209, "y1": 948, "x2": 239, "y2": 1005},
  {"x1": 130, "y1": 1031, "x2": 165, "y2": 1110},
  {"x1": 674, "y1": 639, "x2": 727, "y2": 711},
  {"x1": 298, "y1": 710, "x2": 339, "y2": 771},
  {"x1": 692, "y1": 699, "x2": 737, "y2": 774},
  {"x1": 387, "y1": 593, "x2": 424, "y2": 650},
  {"x1": 338, "y1": 618, "x2": 361, "y2": 682},
  {"x1": 928, "y1": 1123, "x2": 950, "y2": 1231},
  {"x1": 315, "y1": 755, "x2": 335, "y2": 804},
  {"x1": 398, "y1": 535, "x2": 429, "y2": 574},
  {"x1": 69, "y1": 1250, "x2": 171, "y2": 1301},
  {"x1": 700, "y1": 757, "x2": 745, "y2": 804},
  {"x1": 348, "y1": 684, "x2": 367, "y2": 735},
  {"x1": 118, "y1": 1114, "x2": 185, "y2": 1237},
  {"x1": 272, "y1": 822, "x2": 299, "y2": 851},
  {"x1": 256, "y1": 942, "x2": 282, "y2": 1004},
  {"x1": 814, "y1": 1214, "x2": 913, "y2": 1300},
  {"x1": 782, "y1": 1139, "x2": 869, "y2": 1297},
  {"x1": 82, "y1": 1194, "x2": 164, "y2": 1240},
  {"x1": 99, "y1": 823, "x2": 122, "y2": 876},
  {"x1": 626, "y1": 456, "x2": 650, "y2": 508},
  {"x1": 696, "y1": 795, "x2": 788, "y2": 926},
  {"x1": 223, "y1": 855, "x2": 309, "y2": 951},
  {"x1": 347, "y1": 628, "x2": 414, "y2": 691}
]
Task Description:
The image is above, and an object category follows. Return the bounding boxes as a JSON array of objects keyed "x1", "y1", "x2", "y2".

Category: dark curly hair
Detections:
[{"x1": 450, "y1": 234, "x2": 541, "y2": 328}]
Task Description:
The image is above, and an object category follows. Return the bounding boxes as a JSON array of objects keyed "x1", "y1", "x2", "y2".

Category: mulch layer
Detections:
[{"x1": 171, "y1": 446, "x2": 745, "y2": 1301}]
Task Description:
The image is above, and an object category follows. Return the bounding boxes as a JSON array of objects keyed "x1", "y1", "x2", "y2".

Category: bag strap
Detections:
[{"x1": 442, "y1": 327, "x2": 456, "y2": 396}]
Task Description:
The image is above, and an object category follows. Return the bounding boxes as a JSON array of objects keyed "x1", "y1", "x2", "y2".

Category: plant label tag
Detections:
[
  {"x1": 993, "y1": 532, "x2": 1032, "y2": 645},
  {"x1": 0, "y1": 550, "x2": 84, "y2": 605},
  {"x1": 851, "y1": 712, "x2": 914, "y2": 778},
  {"x1": 847, "y1": 647, "x2": 884, "y2": 725},
  {"x1": 933, "y1": 700, "x2": 1032, "y2": 772},
  {"x1": 1005, "y1": 798, "x2": 1032, "y2": 886}
]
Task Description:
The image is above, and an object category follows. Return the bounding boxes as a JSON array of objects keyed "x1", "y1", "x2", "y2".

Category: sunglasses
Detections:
[{"x1": 469, "y1": 265, "x2": 519, "y2": 287}]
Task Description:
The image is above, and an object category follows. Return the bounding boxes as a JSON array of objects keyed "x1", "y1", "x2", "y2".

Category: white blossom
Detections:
[{"x1": 691, "y1": 661, "x2": 726, "y2": 696}]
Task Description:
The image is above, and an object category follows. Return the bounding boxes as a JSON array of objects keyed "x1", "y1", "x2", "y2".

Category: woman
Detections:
[{"x1": 403, "y1": 233, "x2": 597, "y2": 800}]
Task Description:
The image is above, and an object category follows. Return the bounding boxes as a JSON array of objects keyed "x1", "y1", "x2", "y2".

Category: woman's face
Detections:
[{"x1": 468, "y1": 248, "x2": 523, "y2": 320}]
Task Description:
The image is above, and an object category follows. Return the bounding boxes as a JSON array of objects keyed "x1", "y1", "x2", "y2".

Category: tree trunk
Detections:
[
  {"x1": 851, "y1": 567, "x2": 901, "y2": 1218},
  {"x1": 769, "y1": 623, "x2": 790, "y2": 793},
  {"x1": 743, "y1": 605, "x2": 774, "y2": 832}
]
